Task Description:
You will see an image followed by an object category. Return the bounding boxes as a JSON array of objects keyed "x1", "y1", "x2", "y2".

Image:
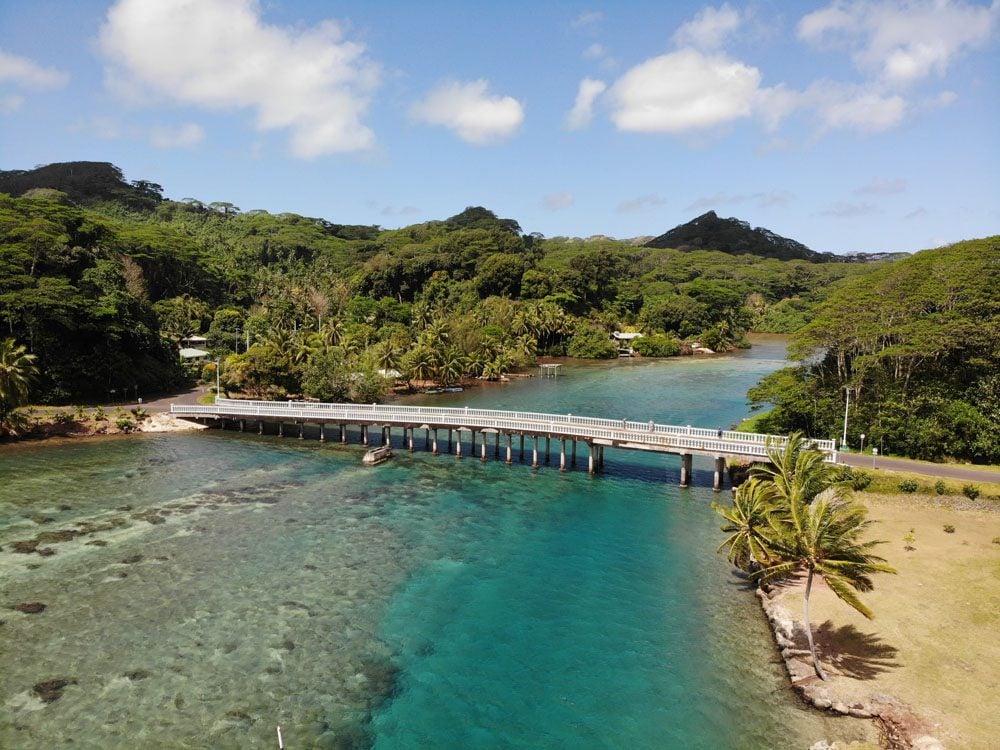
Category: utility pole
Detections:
[{"x1": 841, "y1": 386, "x2": 853, "y2": 449}]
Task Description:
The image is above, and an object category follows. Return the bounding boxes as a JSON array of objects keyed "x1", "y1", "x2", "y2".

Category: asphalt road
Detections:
[
  {"x1": 838, "y1": 451, "x2": 999, "y2": 484},
  {"x1": 134, "y1": 385, "x2": 206, "y2": 413}
]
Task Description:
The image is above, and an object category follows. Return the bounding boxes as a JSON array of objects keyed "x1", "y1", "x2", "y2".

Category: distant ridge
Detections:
[
  {"x1": 643, "y1": 211, "x2": 829, "y2": 262},
  {"x1": 0, "y1": 161, "x2": 162, "y2": 210}
]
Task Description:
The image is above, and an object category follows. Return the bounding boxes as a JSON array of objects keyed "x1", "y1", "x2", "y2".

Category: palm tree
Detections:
[
  {"x1": 437, "y1": 348, "x2": 466, "y2": 387},
  {"x1": 755, "y1": 494, "x2": 895, "y2": 681},
  {"x1": 712, "y1": 478, "x2": 777, "y2": 572},
  {"x1": 715, "y1": 433, "x2": 895, "y2": 681},
  {"x1": 0, "y1": 338, "x2": 38, "y2": 436}
]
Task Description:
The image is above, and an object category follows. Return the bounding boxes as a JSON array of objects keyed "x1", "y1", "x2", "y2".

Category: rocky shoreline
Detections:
[
  {"x1": 756, "y1": 584, "x2": 944, "y2": 750},
  {"x1": 3, "y1": 413, "x2": 207, "y2": 443}
]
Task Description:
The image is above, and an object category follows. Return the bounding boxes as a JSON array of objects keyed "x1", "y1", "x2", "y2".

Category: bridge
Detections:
[{"x1": 170, "y1": 398, "x2": 837, "y2": 491}]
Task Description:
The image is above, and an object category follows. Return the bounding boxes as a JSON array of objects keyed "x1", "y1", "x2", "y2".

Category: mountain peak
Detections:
[{"x1": 643, "y1": 211, "x2": 827, "y2": 262}]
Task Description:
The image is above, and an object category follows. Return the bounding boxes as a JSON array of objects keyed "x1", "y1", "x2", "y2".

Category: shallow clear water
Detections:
[{"x1": 0, "y1": 338, "x2": 861, "y2": 748}]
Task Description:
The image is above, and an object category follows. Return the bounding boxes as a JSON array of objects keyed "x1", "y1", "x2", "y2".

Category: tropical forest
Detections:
[{"x1": 1, "y1": 161, "x2": 997, "y2": 462}]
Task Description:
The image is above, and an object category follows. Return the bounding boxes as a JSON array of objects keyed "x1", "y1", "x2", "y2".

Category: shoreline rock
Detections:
[{"x1": 756, "y1": 585, "x2": 944, "y2": 749}]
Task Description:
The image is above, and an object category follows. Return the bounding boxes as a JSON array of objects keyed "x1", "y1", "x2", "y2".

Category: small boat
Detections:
[{"x1": 362, "y1": 445, "x2": 393, "y2": 465}]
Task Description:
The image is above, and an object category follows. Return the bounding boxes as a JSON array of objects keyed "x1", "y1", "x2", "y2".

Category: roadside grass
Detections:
[
  {"x1": 197, "y1": 392, "x2": 217, "y2": 405},
  {"x1": 860, "y1": 467, "x2": 1000, "y2": 501},
  {"x1": 778, "y1": 493, "x2": 1000, "y2": 748}
]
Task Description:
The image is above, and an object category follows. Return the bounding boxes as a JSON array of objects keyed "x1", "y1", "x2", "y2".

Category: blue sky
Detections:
[{"x1": 1, "y1": 1, "x2": 997, "y2": 254}]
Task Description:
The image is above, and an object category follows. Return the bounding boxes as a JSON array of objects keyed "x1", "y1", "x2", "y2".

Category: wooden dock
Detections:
[{"x1": 170, "y1": 398, "x2": 837, "y2": 491}]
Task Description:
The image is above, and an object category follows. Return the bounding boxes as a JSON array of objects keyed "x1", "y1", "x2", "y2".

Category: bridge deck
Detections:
[{"x1": 171, "y1": 398, "x2": 836, "y2": 463}]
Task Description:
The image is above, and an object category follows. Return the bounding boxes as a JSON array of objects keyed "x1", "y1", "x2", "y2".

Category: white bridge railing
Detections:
[{"x1": 171, "y1": 398, "x2": 836, "y2": 462}]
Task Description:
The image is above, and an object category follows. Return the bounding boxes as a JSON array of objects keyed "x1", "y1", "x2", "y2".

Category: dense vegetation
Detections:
[
  {"x1": 0, "y1": 161, "x2": 883, "y2": 408},
  {"x1": 748, "y1": 237, "x2": 1000, "y2": 462}
]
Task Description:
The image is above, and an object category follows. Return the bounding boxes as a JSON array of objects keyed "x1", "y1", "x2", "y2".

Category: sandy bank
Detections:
[{"x1": 758, "y1": 493, "x2": 1000, "y2": 749}]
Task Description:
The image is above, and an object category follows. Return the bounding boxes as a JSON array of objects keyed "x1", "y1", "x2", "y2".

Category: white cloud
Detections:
[
  {"x1": 572, "y1": 10, "x2": 604, "y2": 29},
  {"x1": 672, "y1": 3, "x2": 743, "y2": 50},
  {"x1": 798, "y1": 1, "x2": 1000, "y2": 85},
  {"x1": 609, "y1": 49, "x2": 761, "y2": 133},
  {"x1": 583, "y1": 43, "x2": 607, "y2": 60},
  {"x1": 855, "y1": 177, "x2": 906, "y2": 195},
  {"x1": 0, "y1": 48, "x2": 69, "y2": 89},
  {"x1": 565, "y1": 78, "x2": 607, "y2": 130},
  {"x1": 410, "y1": 80, "x2": 524, "y2": 144},
  {"x1": 804, "y1": 80, "x2": 907, "y2": 132},
  {"x1": 98, "y1": 0, "x2": 379, "y2": 158},
  {"x1": 150, "y1": 122, "x2": 205, "y2": 149},
  {"x1": 618, "y1": 193, "x2": 666, "y2": 212},
  {"x1": 544, "y1": 192, "x2": 576, "y2": 210}
]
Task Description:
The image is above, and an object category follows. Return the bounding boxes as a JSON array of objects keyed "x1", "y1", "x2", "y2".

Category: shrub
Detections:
[
  {"x1": 632, "y1": 335, "x2": 681, "y2": 358},
  {"x1": 962, "y1": 484, "x2": 980, "y2": 501},
  {"x1": 94, "y1": 406, "x2": 106, "y2": 421},
  {"x1": 115, "y1": 417, "x2": 136, "y2": 433},
  {"x1": 903, "y1": 529, "x2": 916, "y2": 551},
  {"x1": 850, "y1": 471, "x2": 872, "y2": 491},
  {"x1": 943, "y1": 524, "x2": 955, "y2": 533},
  {"x1": 934, "y1": 479, "x2": 946, "y2": 495},
  {"x1": 898, "y1": 479, "x2": 919, "y2": 493},
  {"x1": 52, "y1": 410, "x2": 74, "y2": 424},
  {"x1": 566, "y1": 324, "x2": 618, "y2": 359},
  {"x1": 131, "y1": 408, "x2": 149, "y2": 421},
  {"x1": 74, "y1": 405, "x2": 86, "y2": 420}
]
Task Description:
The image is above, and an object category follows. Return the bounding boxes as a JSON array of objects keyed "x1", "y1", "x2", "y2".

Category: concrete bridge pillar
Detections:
[
  {"x1": 278, "y1": 422, "x2": 284, "y2": 437},
  {"x1": 545, "y1": 435, "x2": 551, "y2": 464},
  {"x1": 560, "y1": 439, "x2": 567, "y2": 472},
  {"x1": 588, "y1": 443, "x2": 595, "y2": 475},
  {"x1": 319, "y1": 424, "x2": 325, "y2": 442},
  {"x1": 455, "y1": 431, "x2": 463, "y2": 458},
  {"x1": 432, "y1": 429, "x2": 439, "y2": 455},
  {"x1": 532, "y1": 438, "x2": 539, "y2": 469},
  {"x1": 239, "y1": 419, "x2": 245, "y2": 432},
  {"x1": 506, "y1": 433, "x2": 513, "y2": 464},
  {"x1": 408, "y1": 427, "x2": 415, "y2": 452},
  {"x1": 481, "y1": 434, "x2": 487, "y2": 462},
  {"x1": 494, "y1": 432, "x2": 500, "y2": 458},
  {"x1": 258, "y1": 420, "x2": 263, "y2": 435},
  {"x1": 298, "y1": 423, "x2": 304, "y2": 439},
  {"x1": 362, "y1": 425, "x2": 369, "y2": 446},
  {"x1": 680, "y1": 453, "x2": 692, "y2": 487},
  {"x1": 382, "y1": 426, "x2": 389, "y2": 446},
  {"x1": 340, "y1": 423, "x2": 346, "y2": 443},
  {"x1": 425, "y1": 427, "x2": 431, "y2": 451},
  {"x1": 519, "y1": 434, "x2": 525, "y2": 462},
  {"x1": 447, "y1": 430, "x2": 453, "y2": 454},
  {"x1": 714, "y1": 456, "x2": 726, "y2": 492}
]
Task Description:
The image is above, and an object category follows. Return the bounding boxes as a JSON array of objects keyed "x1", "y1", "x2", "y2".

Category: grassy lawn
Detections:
[{"x1": 776, "y1": 492, "x2": 1000, "y2": 748}]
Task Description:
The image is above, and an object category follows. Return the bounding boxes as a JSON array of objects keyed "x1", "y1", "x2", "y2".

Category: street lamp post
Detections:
[
  {"x1": 859, "y1": 433, "x2": 866, "y2": 454},
  {"x1": 841, "y1": 386, "x2": 853, "y2": 449}
]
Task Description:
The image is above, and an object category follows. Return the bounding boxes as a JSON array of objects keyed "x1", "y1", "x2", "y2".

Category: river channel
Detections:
[{"x1": 0, "y1": 336, "x2": 864, "y2": 748}]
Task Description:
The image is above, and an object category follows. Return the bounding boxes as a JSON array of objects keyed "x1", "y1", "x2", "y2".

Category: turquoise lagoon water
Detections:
[{"x1": 0, "y1": 338, "x2": 861, "y2": 748}]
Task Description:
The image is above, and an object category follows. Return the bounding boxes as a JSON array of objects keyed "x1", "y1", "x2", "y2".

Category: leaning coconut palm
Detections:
[
  {"x1": 0, "y1": 338, "x2": 38, "y2": 436},
  {"x1": 713, "y1": 478, "x2": 778, "y2": 573},
  {"x1": 754, "y1": 492, "x2": 896, "y2": 681},
  {"x1": 728, "y1": 433, "x2": 895, "y2": 681}
]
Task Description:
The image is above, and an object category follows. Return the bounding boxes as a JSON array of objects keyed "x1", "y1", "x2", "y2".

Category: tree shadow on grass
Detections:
[{"x1": 805, "y1": 620, "x2": 900, "y2": 680}]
